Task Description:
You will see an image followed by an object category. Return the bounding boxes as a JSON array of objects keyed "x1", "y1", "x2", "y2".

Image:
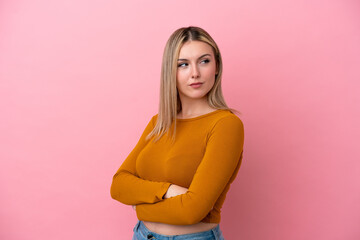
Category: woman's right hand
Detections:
[{"x1": 163, "y1": 184, "x2": 188, "y2": 199}]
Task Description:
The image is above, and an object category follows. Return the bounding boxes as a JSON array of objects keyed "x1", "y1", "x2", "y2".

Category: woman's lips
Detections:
[{"x1": 190, "y1": 82, "x2": 203, "y2": 88}]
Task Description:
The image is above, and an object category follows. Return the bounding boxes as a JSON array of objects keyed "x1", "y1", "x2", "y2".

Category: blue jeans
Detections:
[{"x1": 132, "y1": 220, "x2": 225, "y2": 240}]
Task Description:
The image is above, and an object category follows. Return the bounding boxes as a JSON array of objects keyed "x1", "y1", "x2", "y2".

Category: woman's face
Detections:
[{"x1": 176, "y1": 41, "x2": 218, "y2": 103}]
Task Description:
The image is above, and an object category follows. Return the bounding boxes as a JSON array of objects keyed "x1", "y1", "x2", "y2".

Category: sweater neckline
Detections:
[{"x1": 176, "y1": 109, "x2": 227, "y2": 121}]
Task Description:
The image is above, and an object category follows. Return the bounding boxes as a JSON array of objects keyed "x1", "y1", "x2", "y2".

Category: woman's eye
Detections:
[
  {"x1": 178, "y1": 63, "x2": 187, "y2": 67},
  {"x1": 177, "y1": 60, "x2": 209, "y2": 68}
]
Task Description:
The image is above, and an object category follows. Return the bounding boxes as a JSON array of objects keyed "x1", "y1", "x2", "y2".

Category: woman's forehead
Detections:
[{"x1": 178, "y1": 41, "x2": 214, "y2": 59}]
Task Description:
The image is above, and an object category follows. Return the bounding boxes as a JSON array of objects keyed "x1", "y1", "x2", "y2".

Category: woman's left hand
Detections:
[{"x1": 132, "y1": 205, "x2": 136, "y2": 211}]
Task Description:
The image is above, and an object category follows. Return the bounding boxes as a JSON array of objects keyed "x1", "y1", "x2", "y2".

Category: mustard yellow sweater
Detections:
[{"x1": 110, "y1": 109, "x2": 244, "y2": 225}]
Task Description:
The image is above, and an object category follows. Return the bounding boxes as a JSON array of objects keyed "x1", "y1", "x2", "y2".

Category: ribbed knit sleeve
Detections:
[
  {"x1": 110, "y1": 115, "x2": 171, "y2": 205},
  {"x1": 135, "y1": 115, "x2": 244, "y2": 225}
]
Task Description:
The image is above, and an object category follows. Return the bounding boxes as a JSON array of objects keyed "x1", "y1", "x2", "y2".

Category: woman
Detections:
[{"x1": 110, "y1": 26, "x2": 244, "y2": 240}]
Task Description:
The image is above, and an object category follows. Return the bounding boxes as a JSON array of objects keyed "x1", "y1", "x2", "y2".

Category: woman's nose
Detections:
[{"x1": 191, "y1": 65, "x2": 200, "y2": 79}]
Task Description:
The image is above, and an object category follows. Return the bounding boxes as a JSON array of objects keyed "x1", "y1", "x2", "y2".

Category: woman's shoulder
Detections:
[
  {"x1": 208, "y1": 111, "x2": 244, "y2": 141},
  {"x1": 213, "y1": 109, "x2": 243, "y2": 126},
  {"x1": 202, "y1": 110, "x2": 243, "y2": 137},
  {"x1": 151, "y1": 113, "x2": 159, "y2": 120},
  {"x1": 149, "y1": 113, "x2": 159, "y2": 126}
]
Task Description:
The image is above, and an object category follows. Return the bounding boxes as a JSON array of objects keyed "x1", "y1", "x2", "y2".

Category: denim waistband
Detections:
[{"x1": 133, "y1": 220, "x2": 223, "y2": 240}]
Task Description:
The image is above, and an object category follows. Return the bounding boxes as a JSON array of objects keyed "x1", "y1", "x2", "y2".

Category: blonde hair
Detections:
[{"x1": 146, "y1": 26, "x2": 240, "y2": 143}]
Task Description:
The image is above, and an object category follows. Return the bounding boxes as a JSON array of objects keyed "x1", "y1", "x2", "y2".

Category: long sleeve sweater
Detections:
[{"x1": 110, "y1": 109, "x2": 244, "y2": 225}]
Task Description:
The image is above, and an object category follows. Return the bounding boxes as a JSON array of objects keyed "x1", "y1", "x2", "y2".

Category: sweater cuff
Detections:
[{"x1": 158, "y1": 182, "x2": 171, "y2": 200}]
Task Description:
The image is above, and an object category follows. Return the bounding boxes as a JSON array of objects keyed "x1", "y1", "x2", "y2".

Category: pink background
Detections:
[{"x1": 1, "y1": 0, "x2": 359, "y2": 239}]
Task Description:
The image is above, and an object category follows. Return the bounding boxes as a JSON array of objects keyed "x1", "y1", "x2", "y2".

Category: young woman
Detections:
[{"x1": 110, "y1": 26, "x2": 244, "y2": 240}]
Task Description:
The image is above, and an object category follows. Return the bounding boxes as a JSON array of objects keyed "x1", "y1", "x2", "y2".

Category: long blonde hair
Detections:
[{"x1": 146, "y1": 26, "x2": 240, "y2": 143}]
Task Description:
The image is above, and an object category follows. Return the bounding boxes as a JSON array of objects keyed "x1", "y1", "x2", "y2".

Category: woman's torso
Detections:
[
  {"x1": 135, "y1": 109, "x2": 243, "y2": 233},
  {"x1": 142, "y1": 221, "x2": 219, "y2": 235}
]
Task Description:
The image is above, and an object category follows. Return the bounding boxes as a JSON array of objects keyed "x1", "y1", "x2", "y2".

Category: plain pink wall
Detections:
[{"x1": 1, "y1": 0, "x2": 359, "y2": 239}]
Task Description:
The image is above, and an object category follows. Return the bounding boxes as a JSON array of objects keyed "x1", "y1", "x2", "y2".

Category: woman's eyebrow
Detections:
[{"x1": 177, "y1": 53, "x2": 212, "y2": 61}]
